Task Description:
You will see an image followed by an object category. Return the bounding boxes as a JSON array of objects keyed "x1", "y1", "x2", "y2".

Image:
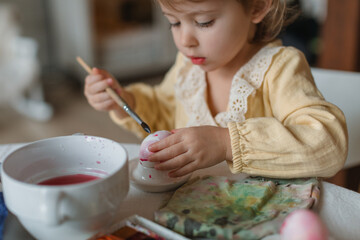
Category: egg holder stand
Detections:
[{"x1": 129, "y1": 157, "x2": 191, "y2": 193}]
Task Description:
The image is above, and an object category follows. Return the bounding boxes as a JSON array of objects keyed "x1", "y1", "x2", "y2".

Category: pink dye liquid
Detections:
[{"x1": 38, "y1": 174, "x2": 101, "y2": 186}]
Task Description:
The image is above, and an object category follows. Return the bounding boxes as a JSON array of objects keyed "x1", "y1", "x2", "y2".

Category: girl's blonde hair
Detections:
[
  {"x1": 156, "y1": 0, "x2": 300, "y2": 43},
  {"x1": 240, "y1": 0, "x2": 300, "y2": 43}
]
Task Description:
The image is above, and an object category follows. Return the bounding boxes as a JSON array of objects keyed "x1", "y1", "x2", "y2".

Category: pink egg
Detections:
[
  {"x1": 280, "y1": 209, "x2": 328, "y2": 240},
  {"x1": 139, "y1": 130, "x2": 172, "y2": 168}
]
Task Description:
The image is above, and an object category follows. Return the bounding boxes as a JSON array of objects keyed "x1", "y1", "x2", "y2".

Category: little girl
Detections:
[{"x1": 84, "y1": 0, "x2": 347, "y2": 179}]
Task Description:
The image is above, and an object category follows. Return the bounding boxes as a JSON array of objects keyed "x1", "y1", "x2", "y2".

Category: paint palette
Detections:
[{"x1": 129, "y1": 157, "x2": 191, "y2": 193}]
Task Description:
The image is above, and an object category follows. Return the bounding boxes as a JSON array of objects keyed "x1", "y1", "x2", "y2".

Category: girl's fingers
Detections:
[
  {"x1": 92, "y1": 91, "x2": 112, "y2": 103},
  {"x1": 86, "y1": 79, "x2": 111, "y2": 95},
  {"x1": 149, "y1": 141, "x2": 186, "y2": 162},
  {"x1": 92, "y1": 99, "x2": 114, "y2": 111},
  {"x1": 87, "y1": 68, "x2": 123, "y2": 95},
  {"x1": 85, "y1": 74, "x2": 103, "y2": 85},
  {"x1": 154, "y1": 152, "x2": 191, "y2": 171},
  {"x1": 92, "y1": 68, "x2": 100, "y2": 74},
  {"x1": 93, "y1": 68, "x2": 112, "y2": 78},
  {"x1": 170, "y1": 128, "x2": 181, "y2": 134},
  {"x1": 148, "y1": 134, "x2": 181, "y2": 152},
  {"x1": 106, "y1": 76, "x2": 119, "y2": 88},
  {"x1": 168, "y1": 161, "x2": 196, "y2": 178}
]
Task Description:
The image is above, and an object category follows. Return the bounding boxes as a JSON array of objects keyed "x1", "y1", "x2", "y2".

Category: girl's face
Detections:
[{"x1": 159, "y1": 0, "x2": 258, "y2": 73}]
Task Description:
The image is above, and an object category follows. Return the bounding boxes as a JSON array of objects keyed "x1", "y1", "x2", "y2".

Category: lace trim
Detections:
[
  {"x1": 175, "y1": 58, "x2": 217, "y2": 127},
  {"x1": 175, "y1": 45, "x2": 283, "y2": 128}
]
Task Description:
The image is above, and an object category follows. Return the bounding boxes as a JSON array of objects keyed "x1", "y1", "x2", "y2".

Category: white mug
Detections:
[{"x1": 1, "y1": 135, "x2": 129, "y2": 240}]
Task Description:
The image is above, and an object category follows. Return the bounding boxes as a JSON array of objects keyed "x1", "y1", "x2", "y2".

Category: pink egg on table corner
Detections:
[
  {"x1": 139, "y1": 130, "x2": 172, "y2": 168},
  {"x1": 280, "y1": 209, "x2": 328, "y2": 240}
]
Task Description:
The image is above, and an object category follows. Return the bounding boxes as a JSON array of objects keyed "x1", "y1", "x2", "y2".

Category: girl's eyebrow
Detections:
[
  {"x1": 163, "y1": 12, "x2": 175, "y2": 17},
  {"x1": 163, "y1": 9, "x2": 218, "y2": 17}
]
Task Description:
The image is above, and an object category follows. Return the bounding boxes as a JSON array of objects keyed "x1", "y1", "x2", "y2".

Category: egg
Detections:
[
  {"x1": 280, "y1": 209, "x2": 328, "y2": 240},
  {"x1": 131, "y1": 130, "x2": 191, "y2": 192},
  {"x1": 139, "y1": 130, "x2": 172, "y2": 168}
]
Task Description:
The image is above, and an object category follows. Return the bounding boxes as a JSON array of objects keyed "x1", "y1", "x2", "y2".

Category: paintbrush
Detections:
[{"x1": 76, "y1": 57, "x2": 151, "y2": 134}]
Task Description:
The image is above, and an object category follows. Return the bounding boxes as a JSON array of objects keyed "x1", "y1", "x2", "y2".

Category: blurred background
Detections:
[
  {"x1": 0, "y1": 0, "x2": 359, "y2": 187},
  {"x1": 0, "y1": 0, "x2": 178, "y2": 144}
]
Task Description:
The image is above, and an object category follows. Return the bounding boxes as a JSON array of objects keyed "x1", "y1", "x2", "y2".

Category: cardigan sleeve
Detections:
[
  {"x1": 227, "y1": 47, "x2": 348, "y2": 178},
  {"x1": 109, "y1": 53, "x2": 184, "y2": 139}
]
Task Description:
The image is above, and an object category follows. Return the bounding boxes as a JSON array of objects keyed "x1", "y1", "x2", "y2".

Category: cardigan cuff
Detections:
[{"x1": 227, "y1": 122, "x2": 247, "y2": 173}]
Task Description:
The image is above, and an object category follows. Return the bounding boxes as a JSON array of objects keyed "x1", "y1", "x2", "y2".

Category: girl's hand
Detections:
[
  {"x1": 84, "y1": 68, "x2": 134, "y2": 118},
  {"x1": 148, "y1": 126, "x2": 233, "y2": 177}
]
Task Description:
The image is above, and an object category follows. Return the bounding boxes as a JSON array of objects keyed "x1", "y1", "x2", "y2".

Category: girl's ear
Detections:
[{"x1": 250, "y1": 0, "x2": 272, "y2": 24}]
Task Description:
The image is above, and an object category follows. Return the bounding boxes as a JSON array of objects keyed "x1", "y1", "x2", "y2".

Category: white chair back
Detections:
[{"x1": 312, "y1": 68, "x2": 360, "y2": 169}]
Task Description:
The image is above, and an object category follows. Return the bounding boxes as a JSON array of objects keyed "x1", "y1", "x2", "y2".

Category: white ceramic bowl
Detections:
[{"x1": 1, "y1": 135, "x2": 129, "y2": 240}]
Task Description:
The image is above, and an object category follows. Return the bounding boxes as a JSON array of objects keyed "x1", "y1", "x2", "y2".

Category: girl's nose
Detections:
[{"x1": 180, "y1": 27, "x2": 198, "y2": 48}]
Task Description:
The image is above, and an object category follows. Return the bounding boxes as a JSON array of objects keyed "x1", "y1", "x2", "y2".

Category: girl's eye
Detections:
[
  {"x1": 169, "y1": 22, "x2": 180, "y2": 28},
  {"x1": 196, "y1": 20, "x2": 214, "y2": 28}
]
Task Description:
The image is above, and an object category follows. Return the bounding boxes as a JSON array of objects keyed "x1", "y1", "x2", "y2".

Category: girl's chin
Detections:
[
  {"x1": 196, "y1": 63, "x2": 214, "y2": 72},
  {"x1": 200, "y1": 65, "x2": 218, "y2": 73}
]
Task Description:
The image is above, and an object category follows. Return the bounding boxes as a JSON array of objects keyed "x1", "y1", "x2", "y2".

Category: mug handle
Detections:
[{"x1": 41, "y1": 190, "x2": 64, "y2": 226}]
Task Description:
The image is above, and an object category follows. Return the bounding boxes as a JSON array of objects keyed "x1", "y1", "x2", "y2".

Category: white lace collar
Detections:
[{"x1": 175, "y1": 42, "x2": 283, "y2": 128}]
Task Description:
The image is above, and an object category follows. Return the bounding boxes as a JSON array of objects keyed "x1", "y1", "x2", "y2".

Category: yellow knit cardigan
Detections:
[{"x1": 110, "y1": 41, "x2": 348, "y2": 179}]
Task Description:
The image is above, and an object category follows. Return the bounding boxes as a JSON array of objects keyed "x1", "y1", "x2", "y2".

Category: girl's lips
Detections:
[{"x1": 190, "y1": 57, "x2": 206, "y2": 65}]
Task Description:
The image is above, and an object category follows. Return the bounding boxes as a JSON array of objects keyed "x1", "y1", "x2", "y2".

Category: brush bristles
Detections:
[{"x1": 141, "y1": 122, "x2": 151, "y2": 134}]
